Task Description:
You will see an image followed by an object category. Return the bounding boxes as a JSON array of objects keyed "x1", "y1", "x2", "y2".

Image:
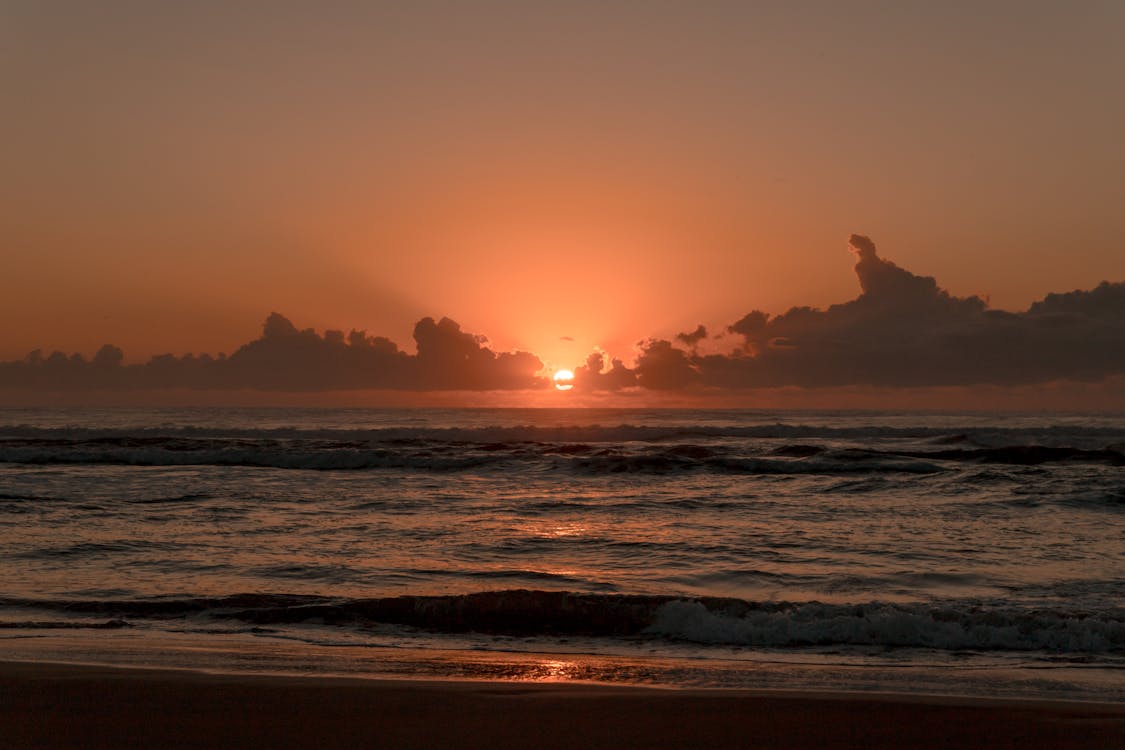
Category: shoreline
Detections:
[{"x1": 3, "y1": 660, "x2": 1122, "y2": 749}]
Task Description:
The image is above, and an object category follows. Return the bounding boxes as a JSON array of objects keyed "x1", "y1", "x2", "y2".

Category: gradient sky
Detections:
[{"x1": 3, "y1": 1, "x2": 1124, "y2": 383}]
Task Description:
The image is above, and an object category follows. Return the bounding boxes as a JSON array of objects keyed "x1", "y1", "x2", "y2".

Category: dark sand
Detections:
[{"x1": 1, "y1": 661, "x2": 1121, "y2": 749}]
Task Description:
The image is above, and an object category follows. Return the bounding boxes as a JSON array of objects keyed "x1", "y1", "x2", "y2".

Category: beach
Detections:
[{"x1": 3, "y1": 660, "x2": 1122, "y2": 749}]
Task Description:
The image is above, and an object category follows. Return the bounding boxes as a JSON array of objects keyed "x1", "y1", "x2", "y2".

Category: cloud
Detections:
[
  {"x1": 675, "y1": 324, "x2": 708, "y2": 348},
  {"x1": 633, "y1": 339, "x2": 699, "y2": 390},
  {"x1": 1028, "y1": 281, "x2": 1125, "y2": 318},
  {"x1": 221, "y1": 312, "x2": 413, "y2": 390},
  {"x1": 727, "y1": 310, "x2": 768, "y2": 338},
  {"x1": 631, "y1": 235, "x2": 1125, "y2": 390},
  {"x1": 2, "y1": 235, "x2": 1123, "y2": 394},
  {"x1": 411, "y1": 316, "x2": 544, "y2": 390},
  {"x1": 571, "y1": 351, "x2": 636, "y2": 392},
  {"x1": 1, "y1": 313, "x2": 546, "y2": 391}
]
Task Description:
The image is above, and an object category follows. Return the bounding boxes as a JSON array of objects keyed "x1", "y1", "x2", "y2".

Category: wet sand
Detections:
[{"x1": 2, "y1": 660, "x2": 1122, "y2": 749}]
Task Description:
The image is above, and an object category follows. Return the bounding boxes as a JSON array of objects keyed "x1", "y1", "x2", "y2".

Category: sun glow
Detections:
[{"x1": 552, "y1": 369, "x2": 575, "y2": 391}]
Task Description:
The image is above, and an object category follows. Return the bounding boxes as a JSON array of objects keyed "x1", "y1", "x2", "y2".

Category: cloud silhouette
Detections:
[
  {"x1": 1028, "y1": 281, "x2": 1125, "y2": 318},
  {"x1": 222, "y1": 312, "x2": 413, "y2": 390},
  {"x1": 627, "y1": 235, "x2": 1125, "y2": 389},
  {"x1": 675, "y1": 324, "x2": 708, "y2": 348},
  {"x1": 411, "y1": 316, "x2": 544, "y2": 390},
  {"x1": 2, "y1": 235, "x2": 1123, "y2": 394},
  {"x1": 571, "y1": 351, "x2": 636, "y2": 392},
  {"x1": 1, "y1": 313, "x2": 546, "y2": 392}
]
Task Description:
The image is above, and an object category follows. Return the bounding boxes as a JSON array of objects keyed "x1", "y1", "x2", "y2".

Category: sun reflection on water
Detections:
[{"x1": 521, "y1": 659, "x2": 581, "y2": 681}]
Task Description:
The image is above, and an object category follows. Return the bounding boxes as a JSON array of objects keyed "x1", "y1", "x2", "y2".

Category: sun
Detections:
[{"x1": 552, "y1": 369, "x2": 575, "y2": 391}]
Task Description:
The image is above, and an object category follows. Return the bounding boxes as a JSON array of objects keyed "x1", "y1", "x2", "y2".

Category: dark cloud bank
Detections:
[
  {"x1": 1, "y1": 315, "x2": 545, "y2": 392},
  {"x1": 618, "y1": 234, "x2": 1125, "y2": 392},
  {"x1": 4, "y1": 235, "x2": 1124, "y2": 393}
]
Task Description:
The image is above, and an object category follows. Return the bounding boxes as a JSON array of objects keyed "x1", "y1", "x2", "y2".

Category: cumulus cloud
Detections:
[
  {"x1": 411, "y1": 316, "x2": 543, "y2": 390},
  {"x1": 571, "y1": 351, "x2": 636, "y2": 392},
  {"x1": 675, "y1": 324, "x2": 708, "y2": 348},
  {"x1": 630, "y1": 235, "x2": 1125, "y2": 389},
  {"x1": 1, "y1": 313, "x2": 546, "y2": 391},
  {"x1": 3, "y1": 235, "x2": 1123, "y2": 393},
  {"x1": 1028, "y1": 281, "x2": 1125, "y2": 318}
]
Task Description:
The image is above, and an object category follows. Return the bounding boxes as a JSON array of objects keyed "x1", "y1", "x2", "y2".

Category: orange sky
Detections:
[{"x1": 3, "y1": 2, "x2": 1124, "y2": 383}]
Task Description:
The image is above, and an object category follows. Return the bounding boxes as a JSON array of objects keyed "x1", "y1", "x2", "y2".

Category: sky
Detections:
[{"x1": 3, "y1": 1, "x2": 1124, "y2": 405}]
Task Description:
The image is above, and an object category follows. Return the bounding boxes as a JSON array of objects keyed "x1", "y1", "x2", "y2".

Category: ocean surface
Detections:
[{"x1": 1, "y1": 407, "x2": 1122, "y2": 700}]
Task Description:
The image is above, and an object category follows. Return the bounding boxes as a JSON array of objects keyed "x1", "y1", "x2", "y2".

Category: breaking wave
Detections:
[
  {"x1": 646, "y1": 599, "x2": 1125, "y2": 652},
  {"x1": 3, "y1": 590, "x2": 1122, "y2": 654},
  {"x1": 1, "y1": 432, "x2": 1119, "y2": 472},
  {"x1": 0, "y1": 437, "x2": 942, "y2": 474}
]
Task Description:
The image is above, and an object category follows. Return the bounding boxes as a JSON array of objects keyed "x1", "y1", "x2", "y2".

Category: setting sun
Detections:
[{"x1": 552, "y1": 370, "x2": 575, "y2": 391}]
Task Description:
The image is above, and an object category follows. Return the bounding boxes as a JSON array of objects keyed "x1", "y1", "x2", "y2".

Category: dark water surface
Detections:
[{"x1": 1, "y1": 408, "x2": 1122, "y2": 699}]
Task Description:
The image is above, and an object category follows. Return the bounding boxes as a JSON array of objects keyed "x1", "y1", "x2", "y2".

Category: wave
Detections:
[
  {"x1": 646, "y1": 600, "x2": 1125, "y2": 652},
  {"x1": 1059, "y1": 487, "x2": 1125, "y2": 509},
  {"x1": 0, "y1": 438, "x2": 951, "y2": 474},
  {"x1": 3, "y1": 432, "x2": 1121, "y2": 473},
  {"x1": 897, "y1": 446, "x2": 1125, "y2": 466},
  {"x1": 3, "y1": 422, "x2": 1125, "y2": 445},
  {"x1": 3, "y1": 590, "x2": 1122, "y2": 654},
  {"x1": 0, "y1": 619, "x2": 130, "y2": 630},
  {"x1": 999, "y1": 486, "x2": 1125, "y2": 512}
]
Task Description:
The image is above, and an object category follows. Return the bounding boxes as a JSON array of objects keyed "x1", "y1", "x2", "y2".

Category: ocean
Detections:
[{"x1": 1, "y1": 407, "x2": 1122, "y2": 700}]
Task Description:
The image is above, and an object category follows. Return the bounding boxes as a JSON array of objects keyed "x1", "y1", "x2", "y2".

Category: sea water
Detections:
[{"x1": 1, "y1": 407, "x2": 1122, "y2": 700}]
